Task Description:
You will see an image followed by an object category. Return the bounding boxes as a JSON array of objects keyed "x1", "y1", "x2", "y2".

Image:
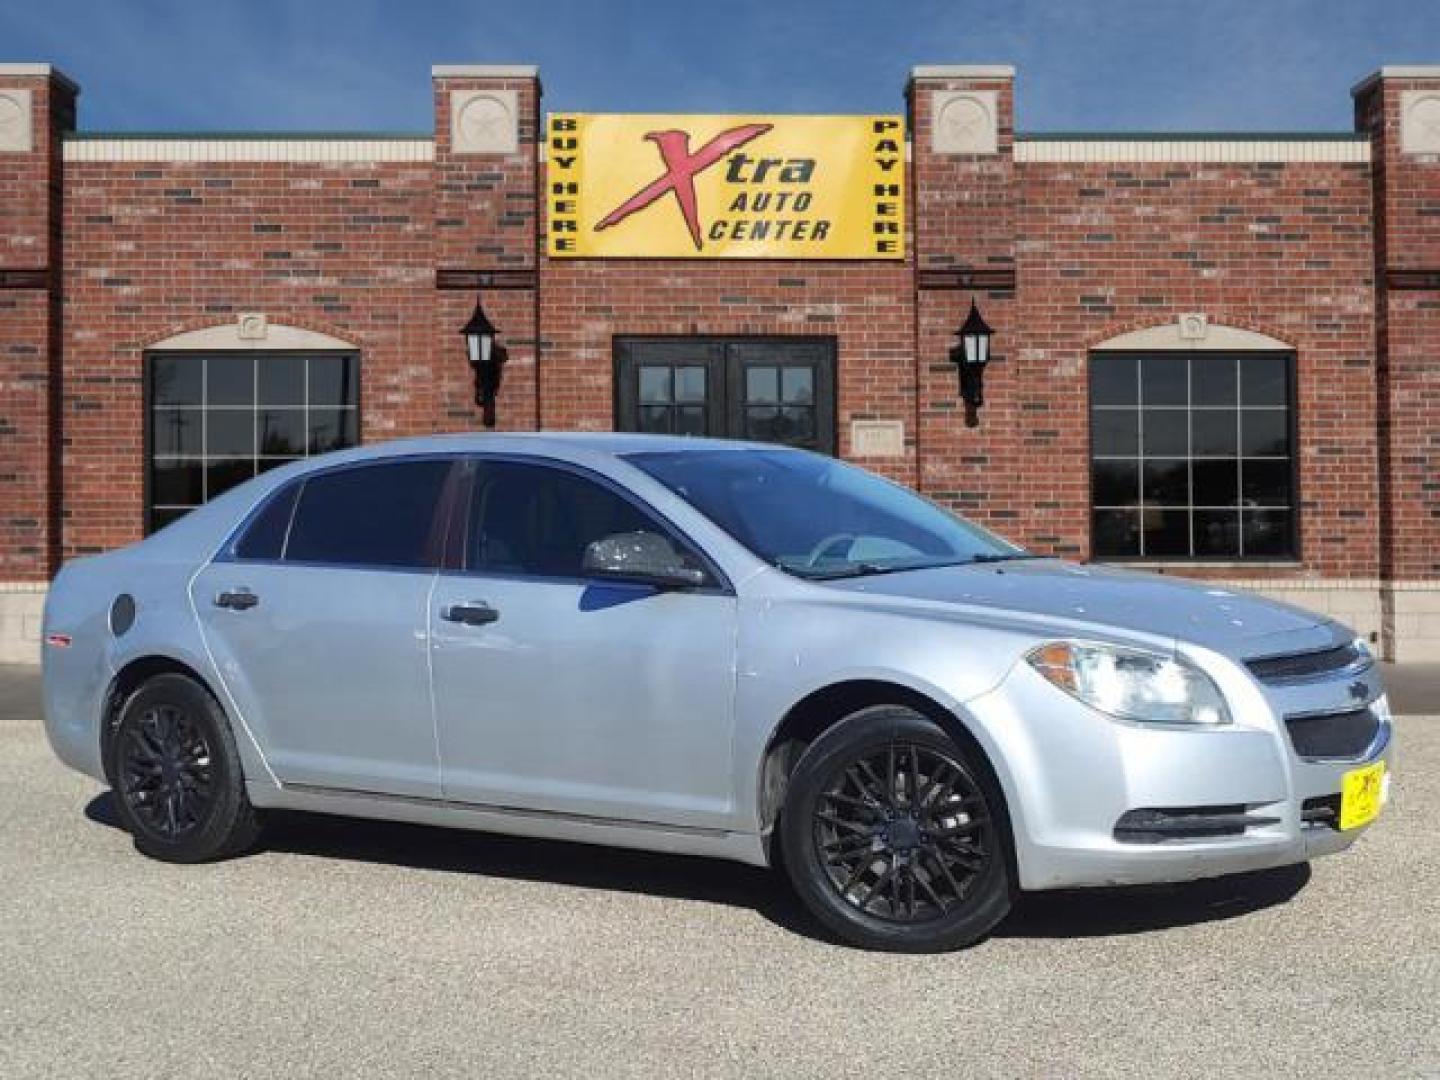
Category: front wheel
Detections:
[
  {"x1": 779, "y1": 706, "x2": 1013, "y2": 952},
  {"x1": 106, "y1": 673, "x2": 263, "y2": 863}
]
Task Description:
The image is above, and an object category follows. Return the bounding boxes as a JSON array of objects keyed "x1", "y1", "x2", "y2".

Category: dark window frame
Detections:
[
  {"x1": 1087, "y1": 349, "x2": 1300, "y2": 563},
  {"x1": 613, "y1": 335, "x2": 838, "y2": 455},
  {"x1": 143, "y1": 349, "x2": 361, "y2": 535}
]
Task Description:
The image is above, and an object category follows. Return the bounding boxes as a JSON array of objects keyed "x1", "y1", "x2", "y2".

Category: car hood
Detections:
[{"x1": 820, "y1": 559, "x2": 1338, "y2": 656}]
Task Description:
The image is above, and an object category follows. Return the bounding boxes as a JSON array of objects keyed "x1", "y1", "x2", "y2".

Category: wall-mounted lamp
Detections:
[
  {"x1": 461, "y1": 295, "x2": 506, "y2": 428},
  {"x1": 948, "y1": 300, "x2": 994, "y2": 428}
]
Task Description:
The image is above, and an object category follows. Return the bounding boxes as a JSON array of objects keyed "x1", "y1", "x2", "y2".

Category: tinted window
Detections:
[
  {"x1": 469, "y1": 462, "x2": 691, "y2": 579},
  {"x1": 1090, "y1": 351, "x2": 1295, "y2": 560},
  {"x1": 233, "y1": 482, "x2": 299, "y2": 561},
  {"x1": 146, "y1": 352, "x2": 359, "y2": 533},
  {"x1": 285, "y1": 460, "x2": 452, "y2": 569}
]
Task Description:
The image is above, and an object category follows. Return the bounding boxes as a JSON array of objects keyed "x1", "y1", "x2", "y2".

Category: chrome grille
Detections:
[{"x1": 1246, "y1": 642, "x2": 1367, "y2": 684}]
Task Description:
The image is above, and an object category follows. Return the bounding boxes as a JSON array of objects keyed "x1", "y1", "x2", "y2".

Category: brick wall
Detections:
[
  {"x1": 59, "y1": 155, "x2": 438, "y2": 557},
  {"x1": 1356, "y1": 71, "x2": 1440, "y2": 657},
  {"x1": 908, "y1": 72, "x2": 1379, "y2": 581},
  {"x1": 431, "y1": 72, "x2": 541, "y2": 436},
  {"x1": 1357, "y1": 73, "x2": 1440, "y2": 582},
  {"x1": 910, "y1": 72, "x2": 1026, "y2": 543},
  {"x1": 1013, "y1": 156, "x2": 1378, "y2": 576},
  {"x1": 0, "y1": 69, "x2": 73, "y2": 582}
]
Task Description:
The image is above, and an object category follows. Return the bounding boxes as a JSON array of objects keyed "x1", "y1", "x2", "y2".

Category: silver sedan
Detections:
[{"x1": 42, "y1": 434, "x2": 1392, "y2": 951}]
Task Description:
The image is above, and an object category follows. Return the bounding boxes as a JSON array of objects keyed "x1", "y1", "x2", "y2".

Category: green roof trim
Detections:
[
  {"x1": 66, "y1": 131, "x2": 432, "y2": 141},
  {"x1": 1018, "y1": 131, "x2": 1369, "y2": 142}
]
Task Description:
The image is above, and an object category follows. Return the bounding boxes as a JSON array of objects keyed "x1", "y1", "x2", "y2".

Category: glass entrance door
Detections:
[{"x1": 614, "y1": 337, "x2": 836, "y2": 454}]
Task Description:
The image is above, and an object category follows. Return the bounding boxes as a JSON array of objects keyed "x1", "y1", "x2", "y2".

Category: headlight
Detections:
[{"x1": 1025, "y1": 641, "x2": 1231, "y2": 726}]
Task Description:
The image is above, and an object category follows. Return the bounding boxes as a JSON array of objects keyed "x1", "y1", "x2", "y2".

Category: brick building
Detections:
[{"x1": 1, "y1": 61, "x2": 1437, "y2": 661}]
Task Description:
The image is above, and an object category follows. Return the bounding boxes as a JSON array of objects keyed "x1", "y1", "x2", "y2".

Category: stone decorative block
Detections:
[
  {"x1": 451, "y1": 88, "x2": 519, "y2": 155},
  {"x1": 237, "y1": 312, "x2": 268, "y2": 340},
  {"x1": 932, "y1": 90, "x2": 998, "y2": 155},
  {"x1": 1178, "y1": 313, "x2": 1208, "y2": 340},
  {"x1": 851, "y1": 420, "x2": 906, "y2": 457},
  {"x1": 1400, "y1": 91, "x2": 1440, "y2": 155},
  {"x1": 0, "y1": 587, "x2": 46, "y2": 665},
  {"x1": 0, "y1": 87, "x2": 33, "y2": 153}
]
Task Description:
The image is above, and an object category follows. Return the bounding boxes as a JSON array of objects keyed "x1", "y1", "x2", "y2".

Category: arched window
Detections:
[
  {"x1": 144, "y1": 324, "x2": 360, "y2": 532},
  {"x1": 1088, "y1": 324, "x2": 1296, "y2": 561}
]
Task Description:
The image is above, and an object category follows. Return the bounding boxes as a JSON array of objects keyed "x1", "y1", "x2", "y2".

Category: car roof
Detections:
[{"x1": 311, "y1": 431, "x2": 798, "y2": 464}]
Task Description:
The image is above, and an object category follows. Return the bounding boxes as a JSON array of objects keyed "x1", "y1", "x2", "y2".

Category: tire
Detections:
[
  {"x1": 778, "y1": 705, "x2": 1013, "y2": 952},
  {"x1": 105, "y1": 672, "x2": 263, "y2": 863}
]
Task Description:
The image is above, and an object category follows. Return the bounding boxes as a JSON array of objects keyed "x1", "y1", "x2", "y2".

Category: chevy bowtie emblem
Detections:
[{"x1": 595, "y1": 123, "x2": 773, "y2": 251}]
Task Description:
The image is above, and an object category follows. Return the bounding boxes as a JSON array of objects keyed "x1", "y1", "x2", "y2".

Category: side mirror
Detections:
[{"x1": 582, "y1": 531, "x2": 707, "y2": 589}]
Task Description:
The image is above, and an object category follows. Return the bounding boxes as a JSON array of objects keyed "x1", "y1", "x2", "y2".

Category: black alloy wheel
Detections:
[
  {"x1": 780, "y1": 705, "x2": 1013, "y2": 952},
  {"x1": 107, "y1": 672, "x2": 263, "y2": 863},
  {"x1": 814, "y1": 741, "x2": 992, "y2": 923},
  {"x1": 118, "y1": 703, "x2": 215, "y2": 841}
]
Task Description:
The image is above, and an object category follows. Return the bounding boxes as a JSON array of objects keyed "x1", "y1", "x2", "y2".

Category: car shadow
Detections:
[
  {"x1": 994, "y1": 862, "x2": 1311, "y2": 939},
  {"x1": 83, "y1": 792, "x2": 823, "y2": 939},
  {"x1": 83, "y1": 793, "x2": 1311, "y2": 948}
]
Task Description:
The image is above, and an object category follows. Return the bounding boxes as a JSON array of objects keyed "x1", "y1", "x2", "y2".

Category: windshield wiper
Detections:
[
  {"x1": 789, "y1": 558, "x2": 969, "y2": 580},
  {"x1": 786, "y1": 561, "x2": 896, "y2": 580},
  {"x1": 786, "y1": 553, "x2": 1045, "y2": 581}
]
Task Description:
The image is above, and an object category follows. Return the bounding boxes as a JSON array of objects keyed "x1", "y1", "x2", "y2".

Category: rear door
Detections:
[{"x1": 193, "y1": 457, "x2": 456, "y2": 797}]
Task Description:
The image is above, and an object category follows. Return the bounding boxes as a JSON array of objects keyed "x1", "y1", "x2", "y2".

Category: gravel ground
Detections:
[{"x1": 1, "y1": 665, "x2": 1436, "y2": 1079}]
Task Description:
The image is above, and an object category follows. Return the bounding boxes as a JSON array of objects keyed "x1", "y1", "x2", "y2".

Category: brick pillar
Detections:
[
  {"x1": 0, "y1": 64, "x2": 75, "y2": 659},
  {"x1": 1354, "y1": 66, "x2": 1440, "y2": 660},
  {"x1": 430, "y1": 65, "x2": 541, "y2": 433},
  {"x1": 908, "y1": 67, "x2": 1034, "y2": 540}
]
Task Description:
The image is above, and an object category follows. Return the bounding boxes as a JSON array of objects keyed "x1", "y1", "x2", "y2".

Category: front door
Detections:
[
  {"x1": 615, "y1": 337, "x2": 836, "y2": 454},
  {"x1": 428, "y1": 457, "x2": 739, "y2": 830}
]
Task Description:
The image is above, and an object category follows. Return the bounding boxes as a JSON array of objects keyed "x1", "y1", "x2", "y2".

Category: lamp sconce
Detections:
[
  {"x1": 460, "y1": 295, "x2": 506, "y2": 428},
  {"x1": 947, "y1": 299, "x2": 994, "y2": 428}
]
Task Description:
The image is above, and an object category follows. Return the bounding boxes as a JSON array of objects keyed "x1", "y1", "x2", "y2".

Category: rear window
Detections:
[
  {"x1": 284, "y1": 459, "x2": 452, "y2": 569},
  {"x1": 232, "y1": 482, "x2": 299, "y2": 561}
]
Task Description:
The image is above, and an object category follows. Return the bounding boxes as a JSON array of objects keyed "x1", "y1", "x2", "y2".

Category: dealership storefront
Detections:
[{"x1": 1, "y1": 62, "x2": 1438, "y2": 660}]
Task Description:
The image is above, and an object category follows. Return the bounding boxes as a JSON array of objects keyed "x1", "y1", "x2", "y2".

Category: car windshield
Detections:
[{"x1": 626, "y1": 447, "x2": 1029, "y2": 579}]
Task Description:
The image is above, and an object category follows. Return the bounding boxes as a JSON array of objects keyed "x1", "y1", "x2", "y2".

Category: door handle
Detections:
[
  {"x1": 214, "y1": 589, "x2": 259, "y2": 611},
  {"x1": 442, "y1": 602, "x2": 500, "y2": 627}
]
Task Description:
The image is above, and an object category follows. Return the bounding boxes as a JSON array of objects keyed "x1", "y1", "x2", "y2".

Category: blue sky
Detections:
[{"x1": 3, "y1": 0, "x2": 1437, "y2": 133}]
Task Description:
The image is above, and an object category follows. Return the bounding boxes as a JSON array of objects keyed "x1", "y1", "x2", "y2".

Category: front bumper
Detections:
[{"x1": 967, "y1": 654, "x2": 1393, "y2": 891}]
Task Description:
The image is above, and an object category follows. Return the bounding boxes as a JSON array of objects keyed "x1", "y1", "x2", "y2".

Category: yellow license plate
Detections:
[{"x1": 1339, "y1": 762, "x2": 1385, "y2": 830}]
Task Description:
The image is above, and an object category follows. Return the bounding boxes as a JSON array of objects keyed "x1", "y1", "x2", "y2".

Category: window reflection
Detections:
[
  {"x1": 1091, "y1": 351, "x2": 1293, "y2": 559},
  {"x1": 147, "y1": 353, "x2": 358, "y2": 532}
]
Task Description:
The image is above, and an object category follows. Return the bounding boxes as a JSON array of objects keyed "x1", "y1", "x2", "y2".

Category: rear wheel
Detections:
[
  {"x1": 106, "y1": 673, "x2": 262, "y2": 863},
  {"x1": 779, "y1": 705, "x2": 1013, "y2": 952}
]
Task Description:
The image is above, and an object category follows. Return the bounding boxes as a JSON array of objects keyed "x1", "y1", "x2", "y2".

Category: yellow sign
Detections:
[
  {"x1": 1339, "y1": 761, "x2": 1385, "y2": 830},
  {"x1": 547, "y1": 113, "x2": 905, "y2": 259}
]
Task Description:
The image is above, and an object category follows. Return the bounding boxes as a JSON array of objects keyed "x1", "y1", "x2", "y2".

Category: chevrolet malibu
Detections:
[{"x1": 42, "y1": 434, "x2": 1391, "y2": 951}]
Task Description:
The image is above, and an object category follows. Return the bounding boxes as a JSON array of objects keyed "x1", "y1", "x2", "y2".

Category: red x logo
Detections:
[{"x1": 595, "y1": 123, "x2": 773, "y2": 251}]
